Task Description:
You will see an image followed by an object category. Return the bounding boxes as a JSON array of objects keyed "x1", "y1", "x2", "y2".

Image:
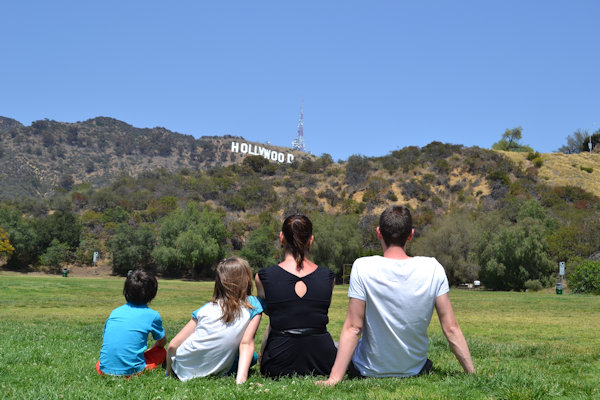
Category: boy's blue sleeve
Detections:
[
  {"x1": 247, "y1": 296, "x2": 265, "y2": 319},
  {"x1": 151, "y1": 312, "x2": 165, "y2": 340}
]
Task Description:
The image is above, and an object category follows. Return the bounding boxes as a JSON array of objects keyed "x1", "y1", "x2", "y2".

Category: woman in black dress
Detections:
[{"x1": 255, "y1": 214, "x2": 337, "y2": 377}]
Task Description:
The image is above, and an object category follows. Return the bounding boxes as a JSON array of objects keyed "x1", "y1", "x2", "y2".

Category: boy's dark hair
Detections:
[
  {"x1": 123, "y1": 269, "x2": 158, "y2": 305},
  {"x1": 379, "y1": 205, "x2": 413, "y2": 248}
]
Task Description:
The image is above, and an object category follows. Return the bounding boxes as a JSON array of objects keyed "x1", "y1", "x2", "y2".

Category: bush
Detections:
[
  {"x1": 533, "y1": 157, "x2": 543, "y2": 168},
  {"x1": 345, "y1": 155, "x2": 370, "y2": 187},
  {"x1": 580, "y1": 166, "x2": 593, "y2": 173},
  {"x1": 524, "y1": 279, "x2": 543, "y2": 292},
  {"x1": 568, "y1": 260, "x2": 600, "y2": 294}
]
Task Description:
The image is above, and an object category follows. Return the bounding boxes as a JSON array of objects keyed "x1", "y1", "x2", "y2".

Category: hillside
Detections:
[
  {"x1": 500, "y1": 151, "x2": 600, "y2": 197},
  {"x1": 0, "y1": 116, "x2": 311, "y2": 200},
  {"x1": 1, "y1": 116, "x2": 599, "y2": 288}
]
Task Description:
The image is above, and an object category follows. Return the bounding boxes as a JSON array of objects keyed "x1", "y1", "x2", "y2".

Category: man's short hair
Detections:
[
  {"x1": 123, "y1": 269, "x2": 158, "y2": 305},
  {"x1": 379, "y1": 205, "x2": 413, "y2": 248}
]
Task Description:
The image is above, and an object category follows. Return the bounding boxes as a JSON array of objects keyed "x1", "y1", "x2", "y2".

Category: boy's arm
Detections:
[
  {"x1": 435, "y1": 293, "x2": 475, "y2": 374},
  {"x1": 316, "y1": 297, "x2": 365, "y2": 386},
  {"x1": 153, "y1": 336, "x2": 167, "y2": 348},
  {"x1": 166, "y1": 318, "x2": 198, "y2": 377},
  {"x1": 236, "y1": 313, "x2": 262, "y2": 384}
]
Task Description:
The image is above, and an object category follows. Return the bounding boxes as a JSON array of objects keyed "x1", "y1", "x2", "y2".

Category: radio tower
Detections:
[{"x1": 291, "y1": 101, "x2": 306, "y2": 152}]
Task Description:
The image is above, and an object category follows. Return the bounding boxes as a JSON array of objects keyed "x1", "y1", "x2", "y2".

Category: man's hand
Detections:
[{"x1": 315, "y1": 377, "x2": 341, "y2": 387}]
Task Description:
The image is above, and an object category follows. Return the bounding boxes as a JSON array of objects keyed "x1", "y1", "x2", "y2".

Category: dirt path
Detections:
[{"x1": 1, "y1": 262, "x2": 115, "y2": 278}]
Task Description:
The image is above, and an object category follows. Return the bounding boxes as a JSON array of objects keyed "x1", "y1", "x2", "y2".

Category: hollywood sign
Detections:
[{"x1": 231, "y1": 141, "x2": 295, "y2": 164}]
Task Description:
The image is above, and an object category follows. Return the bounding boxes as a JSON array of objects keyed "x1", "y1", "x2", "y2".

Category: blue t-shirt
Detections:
[{"x1": 99, "y1": 303, "x2": 165, "y2": 375}]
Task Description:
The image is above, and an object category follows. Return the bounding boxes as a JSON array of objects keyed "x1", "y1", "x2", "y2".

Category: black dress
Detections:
[{"x1": 258, "y1": 264, "x2": 337, "y2": 377}]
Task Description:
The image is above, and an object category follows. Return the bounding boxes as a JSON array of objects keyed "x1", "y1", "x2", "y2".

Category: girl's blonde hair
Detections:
[{"x1": 212, "y1": 257, "x2": 254, "y2": 324}]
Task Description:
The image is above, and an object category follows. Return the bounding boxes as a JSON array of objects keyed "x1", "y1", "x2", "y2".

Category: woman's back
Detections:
[
  {"x1": 258, "y1": 265, "x2": 333, "y2": 331},
  {"x1": 258, "y1": 265, "x2": 337, "y2": 377}
]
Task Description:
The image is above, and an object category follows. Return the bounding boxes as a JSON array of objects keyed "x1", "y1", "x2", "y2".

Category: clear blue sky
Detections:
[{"x1": 2, "y1": 1, "x2": 599, "y2": 161}]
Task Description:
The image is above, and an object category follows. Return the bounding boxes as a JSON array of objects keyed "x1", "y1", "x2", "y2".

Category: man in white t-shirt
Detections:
[{"x1": 318, "y1": 205, "x2": 475, "y2": 385}]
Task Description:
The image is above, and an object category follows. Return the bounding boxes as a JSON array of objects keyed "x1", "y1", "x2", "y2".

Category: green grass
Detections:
[{"x1": 1, "y1": 273, "x2": 599, "y2": 399}]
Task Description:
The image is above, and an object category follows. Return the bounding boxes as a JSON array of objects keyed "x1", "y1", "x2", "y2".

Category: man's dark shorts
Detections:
[{"x1": 347, "y1": 358, "x2": 433, "y2": 379}]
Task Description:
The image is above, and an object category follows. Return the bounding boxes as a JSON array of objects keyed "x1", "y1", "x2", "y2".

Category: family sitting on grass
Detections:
[{"x1": 97, "y1": 205, "x2": 475, "y2": 384}]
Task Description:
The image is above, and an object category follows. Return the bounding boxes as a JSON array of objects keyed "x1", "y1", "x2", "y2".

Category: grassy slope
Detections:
[
  {"x1": 499, "y1": 151, "x2": 600, "y2": 197},
  {"x1": 1, "y1": 273, "x2": 599, "y2": 399}
]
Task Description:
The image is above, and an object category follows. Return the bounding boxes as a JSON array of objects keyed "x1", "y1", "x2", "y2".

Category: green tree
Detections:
[
  {"x1": 311, "y1": 213, "x2": 362, "y2": 277},
  {"x1": 476, "y1": 218, "x2": 553, "y2": 290},
  {"x1": 0, "y1": 205, "x2": 39, "y2": 269},
  {"x1": 492, "y1": 126, "x2": 533, "y2": 152},
  {"x1": 568, "y1": 260, "x2": 600, "y2": 294},
  {"x1": 0, "y1": 227, "x2": 15, "y2": 257},
  {"x1": 242, "y1": 155, "x2": 270, "y2": 173},
  {"x1": 345, "y1": 155, "x2": 370, "y2": 187},
  {"x1": 152, "y1": 202, "x2": 228, "y2": 278},
  {"x1": 557, "y1": 129, "x2": 588, "y2": 154},
  {"x1": 108, "y1": 223, "x2": 156, "y2": 276},
  {"x1": 238, "y1": 223, "x2": 279, "y2": 272},
  {"x1": 503, "y1": 127, "x2": 523, "y2": 150},
  {"x1": 40, "y1": 239, "x2": 71, "y2": 272},
  {"x1": 35, "y1": 211, "x2": 82, "y2": 252},
  {"x1": 411, "y1": 210, "x2": 480, "y2": 286}
]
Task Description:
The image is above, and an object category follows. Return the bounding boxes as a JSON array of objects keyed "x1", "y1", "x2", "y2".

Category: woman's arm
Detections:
[
  {"x1": 236, "y1": 314, "x2": 262, "y2": 384},
  {"x1": 165, "y1": 318, "x2": 197, "y2": 377},
  {"x1": 255, "y1": 273, "x2": 265, "y2": 299}
]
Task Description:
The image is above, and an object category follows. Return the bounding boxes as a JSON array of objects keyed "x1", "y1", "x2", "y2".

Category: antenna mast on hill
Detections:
[{"x1": 291, "y1": 100, "x2": 306, "y2": 152}]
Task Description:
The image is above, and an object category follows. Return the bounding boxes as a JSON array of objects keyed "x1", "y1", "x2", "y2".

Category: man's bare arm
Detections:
[
  {"x1": 316, "y1": 298, "x2": 366, "y2": 386},
  {"x1": 435, "y1": 293, "x2": 475, "y2": 374}
]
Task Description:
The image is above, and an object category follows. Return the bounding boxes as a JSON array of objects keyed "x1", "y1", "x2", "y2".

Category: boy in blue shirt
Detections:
[{"x1": 97, "y1": 269, "x2": 167, "y2": 376}]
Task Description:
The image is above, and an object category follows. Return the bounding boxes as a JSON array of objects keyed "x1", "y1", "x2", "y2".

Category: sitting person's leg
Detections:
[
  {"x1": 95, "y1": 361, "x2": 104, "y2": 376},
  {"x1": 144, "y1": 346, "x2": 167, "y2": 371}
]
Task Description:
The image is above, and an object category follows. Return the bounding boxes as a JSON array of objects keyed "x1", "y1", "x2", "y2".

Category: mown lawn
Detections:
[{"x1": 1, "y1": 272, "x2": 599, "y2": 399}]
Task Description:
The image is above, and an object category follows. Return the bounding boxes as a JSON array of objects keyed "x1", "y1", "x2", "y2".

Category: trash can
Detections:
[
  {"x1": 62, "y1": 268, "x2": 69, "y2": 278},
  {"x1": 556, "y1": 281, "x2": 563, "y2": 295}
]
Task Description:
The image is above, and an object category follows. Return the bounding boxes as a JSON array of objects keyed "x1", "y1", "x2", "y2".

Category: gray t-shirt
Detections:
[{"x1": 348, "y1": 256, "x2": 449, "y2": 377}]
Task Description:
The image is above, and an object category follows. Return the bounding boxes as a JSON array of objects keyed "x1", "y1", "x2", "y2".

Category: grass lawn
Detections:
[{"x1": 1, "y1": 272, "x2": 599, "y2": 399}]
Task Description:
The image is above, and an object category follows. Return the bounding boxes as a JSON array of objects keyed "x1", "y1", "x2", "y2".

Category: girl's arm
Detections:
[
  {"x1": 254, "y1": 273, "x2": 269, "y2": 365},
  {"x1": 236, "y1": 314, "x2": 262, "y2": 384},
  {"x1": 165, "y1": 318, "x2": 197, "y2": 377}
]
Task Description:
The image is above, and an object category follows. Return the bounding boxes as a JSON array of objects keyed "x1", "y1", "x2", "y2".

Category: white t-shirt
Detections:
[
  {"x1": 348, "y1": 256, "x2": 449, "y2": 377},
  {"x1": 172, "y1": 296, "x2": 264, "y2": 381}
]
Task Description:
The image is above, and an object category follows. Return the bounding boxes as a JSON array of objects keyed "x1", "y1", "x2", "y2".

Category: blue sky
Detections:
[{"x1": 1, "y1": 1, "x2": 599, "y2": 161}]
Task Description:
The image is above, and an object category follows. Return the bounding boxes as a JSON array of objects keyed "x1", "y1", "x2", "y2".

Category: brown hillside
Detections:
[{"x1": 499, "y1": 151, "x2": 600, "y2": 197}]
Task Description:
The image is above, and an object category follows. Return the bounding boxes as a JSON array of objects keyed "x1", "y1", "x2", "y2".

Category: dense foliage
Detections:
[
  {"x1": 567, "y1": 260, "x2": 600, "y2": 295},
  {"x1": 1, "y1": 136, "x2": 599, "y2": 290}
]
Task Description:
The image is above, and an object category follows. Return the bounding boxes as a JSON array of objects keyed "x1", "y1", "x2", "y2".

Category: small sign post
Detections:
[
  {"x1": 93, "y1": 251, "x2": 99, "y2": 275},
  {"x1": 557, "y1": 261, "x2": 565, "y2": 294}
]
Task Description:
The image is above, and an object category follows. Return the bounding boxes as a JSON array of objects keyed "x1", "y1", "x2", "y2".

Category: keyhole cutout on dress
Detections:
[{"x1": 295, "y1": 280, "x2": 307, "y2": 298}]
